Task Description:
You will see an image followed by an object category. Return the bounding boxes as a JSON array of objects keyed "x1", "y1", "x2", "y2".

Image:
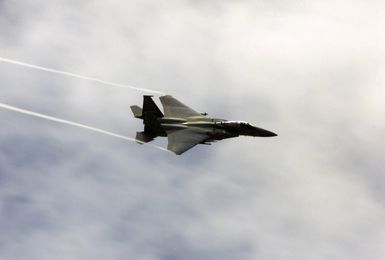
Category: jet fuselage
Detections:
[{"x1": 158, "y1": 117, "x2": 277, "y2": 142}]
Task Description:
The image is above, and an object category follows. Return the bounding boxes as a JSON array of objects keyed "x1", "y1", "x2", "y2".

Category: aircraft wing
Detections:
[
  {"x1": 167, "y1": 129, "x2": 208, "y2": 155},
  {"x1": 160, "y1": 95, "x2": 201, "y2": 118}
]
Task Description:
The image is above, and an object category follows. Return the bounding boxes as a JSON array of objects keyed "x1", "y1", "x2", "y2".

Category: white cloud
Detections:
[{"x1": 0, "y1": 0, "x2": 384, "y2": 259}]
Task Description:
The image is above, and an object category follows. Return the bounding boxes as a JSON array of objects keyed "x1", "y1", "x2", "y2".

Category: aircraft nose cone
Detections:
[
  {"x1": 253, "y1": 127, "x2": 277, "y2": 137},
  {"x1": 260, "y1": 130, "x2": 277, "y2": 137}
]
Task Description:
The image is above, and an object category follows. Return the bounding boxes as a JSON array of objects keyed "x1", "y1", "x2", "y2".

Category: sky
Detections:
[{"x1": 0, "y1": 0, "x2": 384, "y2": 259}]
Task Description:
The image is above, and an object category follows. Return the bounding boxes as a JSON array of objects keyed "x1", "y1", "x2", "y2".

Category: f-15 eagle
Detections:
[{"x1": 131, "y1": 95, "x2": 277, "y2": 155}]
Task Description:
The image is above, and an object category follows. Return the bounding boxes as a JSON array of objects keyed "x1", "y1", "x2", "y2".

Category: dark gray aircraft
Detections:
[{"x1": 130, "y1": 95, "x2": 277, "y2": 155}]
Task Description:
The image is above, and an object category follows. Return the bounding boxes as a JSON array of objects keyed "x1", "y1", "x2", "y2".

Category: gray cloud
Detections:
[{"x1": 1, "y1": 0, "x2": 384, "y2": 259}]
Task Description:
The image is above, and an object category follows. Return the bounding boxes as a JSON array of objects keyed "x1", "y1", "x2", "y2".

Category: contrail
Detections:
[
  {"x1": 0, "y1": 57, "x2": 165, "y2": 95},
  {"x1": 0, "y1": 102, "x2": 170, "y2": 153}
]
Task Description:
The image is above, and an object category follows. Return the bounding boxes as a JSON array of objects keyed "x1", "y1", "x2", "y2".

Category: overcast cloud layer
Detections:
[{"x1": 1, "y1": 1, "x2": 384, "y2": 259}]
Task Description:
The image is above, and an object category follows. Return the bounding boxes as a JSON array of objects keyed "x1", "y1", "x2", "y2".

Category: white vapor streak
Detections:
[
  {"x1": 0, "y1": 102, "x2": 170, "y2": 153},
  {"x1": 0, "y1": 57, "x2": 165, "y2": 95}
]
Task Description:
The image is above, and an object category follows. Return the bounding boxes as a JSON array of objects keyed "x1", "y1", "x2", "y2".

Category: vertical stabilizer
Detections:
[
  {"x1": 143, "y1": 95, "x2": 163, "y2": 118},
  {"x1": 142, "y1": 96, "x2": 166, "y2": 136},
  {"x1": 131, "y1": 96, "x2": 166, "y2": 138}
]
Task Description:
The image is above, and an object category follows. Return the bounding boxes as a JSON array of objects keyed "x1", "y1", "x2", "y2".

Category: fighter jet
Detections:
[{"x1": 130, "y1": 95, "x2": 277, "y2": 155}]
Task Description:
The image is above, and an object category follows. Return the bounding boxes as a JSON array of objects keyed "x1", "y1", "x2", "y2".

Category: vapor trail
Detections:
[
  {"x1": 0, "y1": 57, "x2": 165, "y2": 95},
  {"x1": 0, "y1": 102, "x2": 170, "y2": 153}
]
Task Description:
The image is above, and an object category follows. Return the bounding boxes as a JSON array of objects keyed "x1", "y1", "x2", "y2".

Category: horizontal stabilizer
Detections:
[
  {"x1": 130, "y1": 105, "x2": 143, "y2": 119},
  {"x1": 136, "y1": 131, "x2": 154, "y2": 144}
]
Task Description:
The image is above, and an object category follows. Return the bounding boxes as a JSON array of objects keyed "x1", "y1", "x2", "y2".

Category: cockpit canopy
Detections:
[
  {"x1": 222, "y1": 120, "x2": 254, "y2": 128},
  {"x1": 225, "y1": 120, "x2": 250, "y2": 125}
]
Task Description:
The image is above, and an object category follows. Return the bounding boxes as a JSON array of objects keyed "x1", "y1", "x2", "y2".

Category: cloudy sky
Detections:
[{"x1": 1, "y1": 0, "x2": 384, "y2": 259}]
